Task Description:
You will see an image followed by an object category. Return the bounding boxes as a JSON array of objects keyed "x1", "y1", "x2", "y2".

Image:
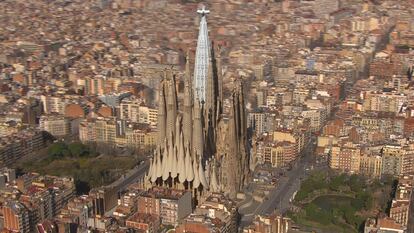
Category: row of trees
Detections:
[{"x1": 48, "y1": 142, "x2": 97, "y2": 159}]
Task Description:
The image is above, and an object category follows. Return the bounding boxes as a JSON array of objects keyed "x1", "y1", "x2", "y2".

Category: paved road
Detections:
[
  {"x1": 240, "y1": 139, "x2": 316, "y2": 227},
  {"x1": 107, "y1": 160, "x2": 150, "y2": 192}
]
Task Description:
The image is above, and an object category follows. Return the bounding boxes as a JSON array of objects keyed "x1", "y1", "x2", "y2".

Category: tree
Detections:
[
  {"x1": 349, "y1": 174, "x2": 363, "y2": 192},
  {"x1": 68, "y1": 142, "x2": 90, "y2": 157},
  {"x1": 351, "y1": 198, "x2": 365, "y2": 210},
  {"x1": 342, "y1": 206, "x2": 357, "y2": 226},
  {"x1": 329, "y1": 174, "x2": 346, "y2": 191},
  {"x1": 48, "y1": 142, "x2": 70, "y2": 159},
  {"x1": 355, "y1": 191, "x2": 373, "y2": 210}
]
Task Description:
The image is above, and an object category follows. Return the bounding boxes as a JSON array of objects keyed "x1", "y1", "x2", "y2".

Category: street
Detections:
[
  {"x1": 240, "y1": 138, "x2": 317, "y2": 227},
  {"x1": 107, "y1": 160, "x2": 150, "y2": 193}
]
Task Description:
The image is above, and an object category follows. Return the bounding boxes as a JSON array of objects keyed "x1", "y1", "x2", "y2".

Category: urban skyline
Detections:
[{"x1": 0, "y1": 0, "x2": 413, "y2": 233}]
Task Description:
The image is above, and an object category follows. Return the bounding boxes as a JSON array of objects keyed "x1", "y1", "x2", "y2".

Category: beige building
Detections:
[
  {"x1": 40, "y1": 95, "x2": 66, "y2": 114},
  {"x1": 79, "y1": 118, "x2": 117, "y2": 144},
  {"x1": 272, "y1": 130, "x2": 307, "y2": 155},
  {"x1": 138, "y1": 106, "x2": 158, "y2": 126},
  {"x1": 266, "y1": 142, "x2": 297, "y2": 168},
  {"x1": 120, "y1": 98, "x2": 158, "y2": 125},
  {"x1": 0, "y1": 129, "x2": 47, "y2": 166},
  {"x1": 329, "y1": 144, "x2": 361, "y2": 174},
  {"x1": 95, "y1": 118, "x2": 117, "y2": 144},
  {"x1": 39, "y1": 114, "x2": 71, "y2": 137},
  {"x1": 243, "y1": 214, "x2": 291, "y2": 233},
  {"x1": 359, "y1": 153, "x2": 382, "y2": 178},
  {"x1": 389, "y1": 175, "x2": 414, "y2": 228},
  {"x1": 302, "y1": 109, "x2": 326, "y2": 133},
  {"x1": 317, "y1": 135, "x2": 338, "y2": 148},
  {"x1": 176, "y1": 193, "x2": 238, "y2": 233},
  {"x1": 381, "y1": 145, "x2": 414, "y2": 177},
  {"x1": 79, "y1": 118, "x2": 156, "y2": 149},
  {"x1": 79, "y1": 119, "x2": 97, "y2": 143},
  {"x1": 363, "y1": 91, "x2": 407, "y2": 114},
  {"x1": 122, "y1": 126, "x2": 157, "y2": 149}
]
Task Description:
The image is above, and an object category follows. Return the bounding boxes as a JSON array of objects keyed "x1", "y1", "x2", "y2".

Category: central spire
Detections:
[{"x1": 193, "y1": 5, "x2": 210, "y2": 103}]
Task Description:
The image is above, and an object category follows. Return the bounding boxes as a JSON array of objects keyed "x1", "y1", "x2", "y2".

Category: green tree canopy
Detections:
[
  {"x1": 48, "y1": 142, "x2": 70, "y2": 158},
  {"x1": 68, "y1": 142, "x2": 90, "y2": 157}
]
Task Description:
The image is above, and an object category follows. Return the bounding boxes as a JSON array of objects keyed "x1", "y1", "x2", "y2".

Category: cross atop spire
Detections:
[{"x1": 197, "y1": 5, "x2": 210, "y2": 16}]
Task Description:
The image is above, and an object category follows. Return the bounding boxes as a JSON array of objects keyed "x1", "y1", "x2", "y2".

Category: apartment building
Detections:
[
  {"x1": 125, "y1": 213, "x2": 160, "y2": 233},
  {"x1": 176, "y1": 193, "x2": 238, "y2": 233},
  {"x1": 243, "y1": 214, "x2": 291, "y2": 233},
  {"x1": 359, "y1": 153, "x2": 383, "y2": 178},
  {"x1": 39, "y1": 114, "x2": 71, "y2": 137},
  {"x1": 329, "y1": 144, "x2": 361, "y2": 174},
  {"x1": 2, "y1": 174, "x2": 75, "y2": 232},
  {"x1": 79, "y1": 118, "x2": 156, "y2": 149},
  {"x1": 3, "y1": 201, "x2": 31, "y2": 233},
  {"x1": 381, "y1": 145, "x2": 414, "y2": 177},
  {"x1": 0, "y1": 129, "x2": 47, "y2": 166},
  {"x1": 137, "y1": 187, "x2": 192, "y2": 226}
]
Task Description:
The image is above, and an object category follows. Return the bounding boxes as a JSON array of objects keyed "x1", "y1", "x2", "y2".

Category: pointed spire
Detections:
[
  {"x1": 194, "y1": 5, "x2": 210, "y2": 102},
  {"x1": 205, "y1": 159, "x2": 211, "y2": 185},
  {"x1": 151, "y1": 157, "x2": 158, "y2": 183},
  {"x1": 192, "y1": 97, "x2": 204, "y2": 159},
  {"x1": 238, "y1": 80, "x2": 247, "y2": 139},
  {"x1": 199, "y1": 159, "x2": 208, "y2": 188},
  {"x1": 177, "y1": 134, "x2": 186, "y2": 183},
  {"x1": 154, "y1": 147, "x2": 162, "y2": 181},
  {"x1": 169, "y1": 133, "x2": 177, "y2": 179},
  {"x1": 205, "y1": 51, "x2": 215, "y2": 117},
  {"x1": 210, "y1": 160, "x2": 219, "y2": 192},
  {"x1": 217, "y1": 47, "x2": 223, "y2": 97},
  {"x1": 166, "y1": 71, "x2": 178, "y2": 138},
  {"x1": 206, "y1": 40, "x2": 216, "y2": 106},
  {"x1": 183, "y1": 79, "x2": 193, "y2": 150},
  {"x1": 147, "y1": 157, "x2": 153, "y2": 181},
  {"x1": 162, "y1": 138, "x2": 170, "y2": 181},
  {"x1": 171, "y1": 118, "x2": 181, "y2": 179},
  {"x1": 185, "y1": 144, "x2": 194, "y2": 182},
  {"x1": 150, "y1": 151, "x2": 158, "y2": 182},
  {"x1": 193, "y1": 155, "x2": 200, "y2": 189},
  {"x1": 185, "y1": 50, "x2": 191, "y2": 85},
  {"x1": 157, "y1": 80, "x2": 167, "y2": 145}
]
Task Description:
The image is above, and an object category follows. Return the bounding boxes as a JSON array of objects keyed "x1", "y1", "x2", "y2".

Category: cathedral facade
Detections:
[{"x1": 146, "y1": 6, "x2": 250, "y2": 199}]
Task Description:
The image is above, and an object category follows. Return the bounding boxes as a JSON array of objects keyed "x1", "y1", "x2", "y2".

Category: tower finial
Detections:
[{"x1": 197, "y1": 5, "x2": 210, "y2": 16}]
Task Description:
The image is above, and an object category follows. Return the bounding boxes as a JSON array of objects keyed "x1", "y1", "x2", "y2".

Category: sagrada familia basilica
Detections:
[{"x1": 146, "y1": 6, "x2": 251, "y2": 199}]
